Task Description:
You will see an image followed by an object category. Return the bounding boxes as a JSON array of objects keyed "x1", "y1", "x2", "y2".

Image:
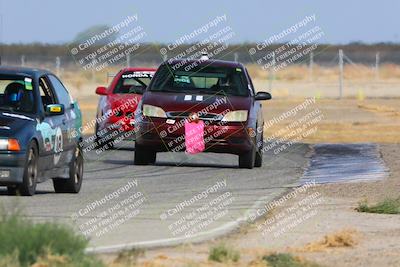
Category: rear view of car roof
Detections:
[
  {"x1": 119, "y1": 67, "x2": 157, "y2": 73},
  {"x1": 0, "y1": 65, "x2": 52, "y2": 77},
  {"x1": 164, "y1": 59, "x2": 244, "y2": 68}
]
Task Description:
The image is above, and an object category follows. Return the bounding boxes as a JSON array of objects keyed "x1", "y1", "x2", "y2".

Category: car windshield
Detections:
[
  {"x1": 149, "y1": 63, "x2": 249, "y2": 97},
  {"x1": 0, "y1": 75, "x2": 35, "y2": 114},
  {"x1": 113, "y1": 71, "x2": 153, "y2": 94}
]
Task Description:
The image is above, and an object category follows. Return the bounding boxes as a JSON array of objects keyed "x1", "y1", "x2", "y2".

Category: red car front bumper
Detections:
[{"x1": 135, "y1": 117, "x2": 254, "y2": 155}]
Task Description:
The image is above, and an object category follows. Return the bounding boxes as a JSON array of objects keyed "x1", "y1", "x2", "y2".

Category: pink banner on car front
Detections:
[{"x1": 185, "y1": 120, "x2": 205, "y2": 154}]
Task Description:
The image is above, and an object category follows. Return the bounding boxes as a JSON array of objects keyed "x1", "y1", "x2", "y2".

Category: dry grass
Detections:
[
  {"x1": 31, "y1": 251, "x2": 69, "y2": 267},
  {"x1": 358, "y1": 103, "x2": 400, "y2": 117},
  {"x1": 297, "y1": 229, "x2": 359, "y2": 252},
  {"x1": 247, "y1": 63, "x2": 400, "y2": 81},
  {"x1": 262, "y1": 99, "x2": 400, "y2": 143},
  {"x1": 297, "y1": 122, "x2": 400, "y2": 143}
]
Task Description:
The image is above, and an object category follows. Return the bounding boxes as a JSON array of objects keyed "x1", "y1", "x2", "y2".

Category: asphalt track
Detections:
[{"x1": 0, "y1": 140, "x2": 310, "y2": 253}]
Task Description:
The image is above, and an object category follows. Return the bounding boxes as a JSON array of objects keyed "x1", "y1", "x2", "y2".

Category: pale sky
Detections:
[{"x1": 0, "y1": 0, "x2": 399, "y2": 44}]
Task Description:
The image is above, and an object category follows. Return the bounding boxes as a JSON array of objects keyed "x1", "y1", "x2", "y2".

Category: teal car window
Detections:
[{"x1": 0, "y1": 76, "x2": 35, "y2": 114}]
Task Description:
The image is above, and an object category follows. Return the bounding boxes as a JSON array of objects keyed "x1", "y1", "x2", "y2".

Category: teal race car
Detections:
[{"x1": 0, "y1": 66, "x2": 83, "y2": 196}]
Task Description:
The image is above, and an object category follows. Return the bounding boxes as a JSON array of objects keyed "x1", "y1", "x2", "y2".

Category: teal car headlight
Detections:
[
  {"x1": 0, "y1": 139, "x2": 8, "y2": 150},
  {"x1": 0, "y1": 139, "x2": 21, "y2": 151}
]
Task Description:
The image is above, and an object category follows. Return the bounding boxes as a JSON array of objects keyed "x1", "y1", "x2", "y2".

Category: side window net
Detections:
[{"x1": 39, "y1": 77, "x2": 56, "y2": 110}]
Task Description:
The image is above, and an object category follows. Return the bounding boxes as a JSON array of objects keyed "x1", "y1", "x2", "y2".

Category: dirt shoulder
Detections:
[
  {"x1": 234, "y1": 143, "x2": 400, "y2": 267},
  {"x1": 97, "y1": 98, "x2": 400, "y2": 267},
  {"x1": 100, "y1": 143, "x2": 400, "y2": 267}
]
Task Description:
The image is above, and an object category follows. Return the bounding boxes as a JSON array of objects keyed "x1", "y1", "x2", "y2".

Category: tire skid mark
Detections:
[{"x1": 301, "y1": 143, "x2": 388, "y2": 184}]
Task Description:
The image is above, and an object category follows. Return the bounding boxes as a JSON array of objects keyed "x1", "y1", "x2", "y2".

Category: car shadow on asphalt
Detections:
[
  {"x1": 0, "y1": 188, "x2": 56, "y2": 196},
  {"x1": 111, "y1": 146, "x2": 135, "y2": 151},
  {"x1": 98, "y1": 159, "x2": 236, "y2": 169},
  {"x1": 154, "y1": 161, "x2": 238, "y2": 169},
  {"x1": 102, "y1": 159, "x2": 133, "y2": 165}
]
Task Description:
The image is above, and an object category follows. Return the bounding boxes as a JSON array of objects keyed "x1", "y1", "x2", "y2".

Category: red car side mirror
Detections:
[{"x1": 95, "y1": 86, "x2": 108, "y2": 95}]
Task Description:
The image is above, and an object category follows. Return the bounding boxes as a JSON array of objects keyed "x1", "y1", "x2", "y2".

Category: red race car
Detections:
[
  {"x1": 94, "y1": 67, "x2": 156, "y2": 149},
  {"x1": 134, "y1": 58, "x2": 271, "y2": 168}
]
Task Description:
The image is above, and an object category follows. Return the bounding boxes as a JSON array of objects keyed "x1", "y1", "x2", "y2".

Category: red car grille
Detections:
[{"x1": 166, "y1": 111, "x2": 223, "y2": 121}]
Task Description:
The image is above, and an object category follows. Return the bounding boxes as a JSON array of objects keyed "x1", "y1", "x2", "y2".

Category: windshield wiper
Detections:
[
  {"x1": 156, "y1": 89, "x2": 183, "y2": 93},
  {"x1": 195, "y1": 90, "x2": 228, "y2": 96}
]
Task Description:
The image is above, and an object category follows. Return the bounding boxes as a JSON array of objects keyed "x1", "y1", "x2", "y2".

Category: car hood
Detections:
[
  {"x1": 107, "y1": 94, "x2": 141, "y2": 110},
  {"x1": 142, "y1": 92, "x2": 251, "y2": 114},
  {"x1": 0, "y1": 112, "x2": 35, "y2": 137}
]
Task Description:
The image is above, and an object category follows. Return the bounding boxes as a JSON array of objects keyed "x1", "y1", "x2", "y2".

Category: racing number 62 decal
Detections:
[{"x1": 54, "y1": 127, "x2": 63, "y2": 165}]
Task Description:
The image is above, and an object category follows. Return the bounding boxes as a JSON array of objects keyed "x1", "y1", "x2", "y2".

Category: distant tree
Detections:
[
  {"x1": 348, "y1": 41, "x2": 365, "y2": 46},
  {"x1": 72, "y1": 25, "x2": 119, "y2": 45}
]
